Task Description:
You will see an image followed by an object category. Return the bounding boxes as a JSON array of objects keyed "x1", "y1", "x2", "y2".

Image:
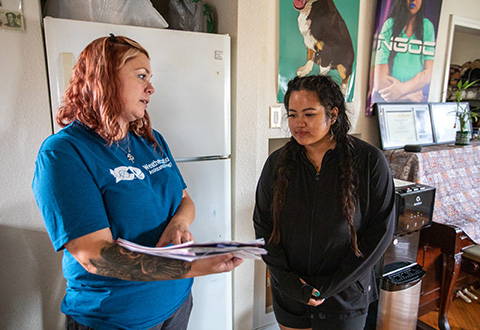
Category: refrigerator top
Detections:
[{"x1": 44, "y1": 17, "x2": 231, "y2": 158}]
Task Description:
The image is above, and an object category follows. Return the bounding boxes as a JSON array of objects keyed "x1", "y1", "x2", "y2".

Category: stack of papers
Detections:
[{"x1": 116, "y1": 238, "x2": 267, "y2": 262}]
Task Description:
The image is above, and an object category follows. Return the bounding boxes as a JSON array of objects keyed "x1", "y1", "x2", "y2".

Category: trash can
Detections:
[{"x1": 376, "y1": 261, "x2": 426, "y2": 330}]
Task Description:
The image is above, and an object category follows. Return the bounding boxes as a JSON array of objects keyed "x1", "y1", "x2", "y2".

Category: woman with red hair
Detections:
[{"x1": 33, "y1": 35, "x2": 243, "y2": 330}]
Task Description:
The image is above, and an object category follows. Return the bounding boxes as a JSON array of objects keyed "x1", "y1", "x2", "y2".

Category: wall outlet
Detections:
[{"x1": 269, "y1": 105, "x2": 282, "y2": 129}]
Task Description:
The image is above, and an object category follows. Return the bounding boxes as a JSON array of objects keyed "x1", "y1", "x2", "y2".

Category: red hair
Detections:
[{"x1": 56, "y1": 35, "x2": 159, "y2": 148}]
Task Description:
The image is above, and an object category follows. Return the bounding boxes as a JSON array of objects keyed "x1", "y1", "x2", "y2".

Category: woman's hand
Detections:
[
  {"x1": 380, "y1": 79, "x2": 424, "y2": 102},
  {"x1": 378, "y1": 59, "x2": 433, "y2": 102},
  {"x1": 156, "y1": 219, "x2": 194, "y2": 247},
  {"x1": 189, "y1": 253, "x2": 244, "y2": 277},
  {"x1": 379, "y1": 77, "x2": 424, "y2": 102},
  {"x1": 299, "y1": 278, "x2": 324, "y2": 306},
  {"x1": 156, "y1": 189, "x2": 195, "y2": 247},
  {"x1": 402, "y1": 90, "x2": 424, "y2": 102},
  {"x1": 378, "y1": 76, "x2": 406, "y2": 102}
]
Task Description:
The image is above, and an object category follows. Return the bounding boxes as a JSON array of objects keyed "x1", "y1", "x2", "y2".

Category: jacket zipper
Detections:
[
  {"x1": 308, "y1": 171, "x2": 320, "y2": 277},
  {"x1": 309, "y1": 171, "x2": 320, "y2": 317}
]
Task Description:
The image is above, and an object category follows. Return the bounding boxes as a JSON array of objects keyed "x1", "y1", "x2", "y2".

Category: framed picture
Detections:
[
  {"x1": 0, "y1": 0, "x2": 25, "y2": 31},
  {"x1": 376, "y1": 103, "x2": 434, "y2": 149},
  {"x1": 430, "y1": 102, "x2": 472, "y2": 144}
]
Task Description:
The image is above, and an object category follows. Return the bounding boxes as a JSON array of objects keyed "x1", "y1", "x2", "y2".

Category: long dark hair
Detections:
[
  {"x1": 272, "y1": 75, "x2": 362, "y2": 257},
  {"x1": 387, "y1": 0, "x2": 425, "y2": 74}
]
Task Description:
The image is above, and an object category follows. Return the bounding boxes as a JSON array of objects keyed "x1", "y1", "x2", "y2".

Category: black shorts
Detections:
[{"x1": 271, "y1": 286, "x2": 367, "y2": 330}]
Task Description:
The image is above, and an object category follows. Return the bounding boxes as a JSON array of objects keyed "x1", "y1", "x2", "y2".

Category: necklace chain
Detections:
[{"x1": 117, "y1": 133, "x2": 135, "y2": 163}]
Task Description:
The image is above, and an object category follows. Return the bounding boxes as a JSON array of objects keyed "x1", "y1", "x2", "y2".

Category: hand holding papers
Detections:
[{"x1": 117, "y1": 238, "x2": 267, "y2": 262}]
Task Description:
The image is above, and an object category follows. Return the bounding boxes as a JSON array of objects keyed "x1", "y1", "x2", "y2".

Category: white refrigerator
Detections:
[{"x1": 43, "y1": 17, "x2": 232, "y2": 330}]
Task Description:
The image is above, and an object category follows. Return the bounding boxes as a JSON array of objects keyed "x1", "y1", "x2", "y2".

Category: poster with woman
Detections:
[
  {"x1": 366, "y1": 0, "x2": 443, "y2": 115},
  {"x1": 278, "y1": 0, "x2": 359, "y2": 103}
]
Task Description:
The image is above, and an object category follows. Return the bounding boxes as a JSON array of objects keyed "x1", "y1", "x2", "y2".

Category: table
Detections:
[
  {"x1": 383, "y1": 142, "x2": 480, "y2": 330},
  {"x1": 383, "y1": 141, "x2": 480, "y2": 244}
]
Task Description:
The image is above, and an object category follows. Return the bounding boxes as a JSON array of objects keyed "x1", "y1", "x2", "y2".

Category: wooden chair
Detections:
[{"x1": 462, "y1": 244, "x2": 480, "y2": 278}]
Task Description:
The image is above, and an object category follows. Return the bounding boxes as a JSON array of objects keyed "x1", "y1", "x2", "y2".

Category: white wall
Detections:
[
  {"x1": 0, "y1": 0, "x2": 65, "y2": 329},
  {"x1": 429, "y1": 0, "x2": 480, "y2": 103},
  {"x1": 451, "y1": 31, "x2": 480, "y2": 66},
  {"x1": 2, "y1": 0, "x2": 480, "y2": 329}
]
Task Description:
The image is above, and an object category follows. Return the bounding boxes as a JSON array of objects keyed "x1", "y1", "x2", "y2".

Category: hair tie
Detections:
[{"x1": 109, "y1": 33, "x2": 117, "y2": 42}]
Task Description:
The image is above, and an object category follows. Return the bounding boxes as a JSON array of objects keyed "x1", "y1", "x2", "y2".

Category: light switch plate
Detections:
[{"x1": 269, "y1": 105, "x2": 282, "y2": 129}]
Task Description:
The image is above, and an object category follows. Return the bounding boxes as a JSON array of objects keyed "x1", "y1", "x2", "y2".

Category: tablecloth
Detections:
[{"x1": 383, "y1": 141, "x2": 480, "y2": 244}]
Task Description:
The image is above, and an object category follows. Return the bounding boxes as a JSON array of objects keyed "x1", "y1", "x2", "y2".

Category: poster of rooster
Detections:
[{"x1": 278, "y1": 0, "x2": 359, "y2": 103}]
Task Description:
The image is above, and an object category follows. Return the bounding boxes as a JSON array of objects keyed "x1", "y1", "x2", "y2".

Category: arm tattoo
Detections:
[{"x1": 89, "y1": 243, "x2": 191, "y2": 281}]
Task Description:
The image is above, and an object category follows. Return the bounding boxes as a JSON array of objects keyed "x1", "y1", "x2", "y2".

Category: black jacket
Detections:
[{"x1": 253, "y1": 137, "x2": 395, "y2": 318}]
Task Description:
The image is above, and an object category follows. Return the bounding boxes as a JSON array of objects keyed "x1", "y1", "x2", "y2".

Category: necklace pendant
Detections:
[{"x1": 127, "y1": 153, "x2": 135, "y2": 163}]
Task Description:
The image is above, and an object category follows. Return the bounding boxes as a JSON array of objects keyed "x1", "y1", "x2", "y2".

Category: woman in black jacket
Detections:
[{"x1": 253, "y1": 75, "x2": 395, "y2": 330}]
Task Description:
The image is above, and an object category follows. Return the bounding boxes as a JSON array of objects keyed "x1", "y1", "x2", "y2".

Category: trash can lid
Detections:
[{"x1": 380, "y1": 262, "x2": 426, "y2": 291}]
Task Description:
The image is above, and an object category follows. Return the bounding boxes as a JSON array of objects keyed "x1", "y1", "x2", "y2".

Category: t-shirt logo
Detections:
[
  {"x1": 142, "y1": 157, "x2": 172, "y2": 174},
  {"x1": 110, "y1": 166, "x2": 145, "y2": 183}
]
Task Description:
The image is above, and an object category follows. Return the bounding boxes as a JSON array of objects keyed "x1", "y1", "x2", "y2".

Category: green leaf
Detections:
[
  {"x1": 458, "y1": 80, "x2": 463, "y2": 90},
  {"x1": 464, "y1": 79, "x2": 480, "y2": 90}
]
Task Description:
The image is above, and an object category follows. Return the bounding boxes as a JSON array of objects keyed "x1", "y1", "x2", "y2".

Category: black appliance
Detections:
[
  {"x1": 382, "y1": 179, "x2": 436, "y2": 266},
  {"x1": 366, "y1": 179, "x2": 436, "y2": 330}
]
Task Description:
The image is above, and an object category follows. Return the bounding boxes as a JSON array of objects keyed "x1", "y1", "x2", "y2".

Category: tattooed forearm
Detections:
[{"x1": 89, "y1": 243, "x2": 191, "y2": 281}]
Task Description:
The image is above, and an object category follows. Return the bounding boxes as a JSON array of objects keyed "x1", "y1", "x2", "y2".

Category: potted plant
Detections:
[{"x1": 453, "y1": 79, "x2": 479, "y2": 145}]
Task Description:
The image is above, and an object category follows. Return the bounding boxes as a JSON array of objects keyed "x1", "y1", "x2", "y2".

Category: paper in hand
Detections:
[{"x1": 116, "y1": 238, "x2": 266, "y2": 262}]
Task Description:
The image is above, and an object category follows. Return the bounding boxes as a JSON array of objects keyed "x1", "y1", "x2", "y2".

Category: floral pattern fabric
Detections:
[{"x1": 383, "y1": 142, "x2": 480, "y2": 244}]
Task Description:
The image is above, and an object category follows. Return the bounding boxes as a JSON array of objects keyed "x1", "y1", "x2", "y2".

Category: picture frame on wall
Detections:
[
  {"x1": 0, "y1": 0, "x2": 24, "y2": 31},
  {"x1": 376, "y1": 103, "x2": 434, "y2": 149},
  {"x1": 430, "y1": 102, "x2": 472, "y2": 144}
]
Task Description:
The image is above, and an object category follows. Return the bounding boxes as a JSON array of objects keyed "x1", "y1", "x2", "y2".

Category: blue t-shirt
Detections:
[{"x1": 32, "y1": 121, "x2": 193, "y2": 330}]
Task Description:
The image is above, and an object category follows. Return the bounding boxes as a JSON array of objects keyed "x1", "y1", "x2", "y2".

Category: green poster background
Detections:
[{"x1": 278, "y1": 0, "x2": 359, "y2": 103}]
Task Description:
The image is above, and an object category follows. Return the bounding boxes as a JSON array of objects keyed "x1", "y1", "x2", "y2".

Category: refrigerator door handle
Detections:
[{"x1": 175, "y1": 155, "x2": 230, "y2": 163}]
